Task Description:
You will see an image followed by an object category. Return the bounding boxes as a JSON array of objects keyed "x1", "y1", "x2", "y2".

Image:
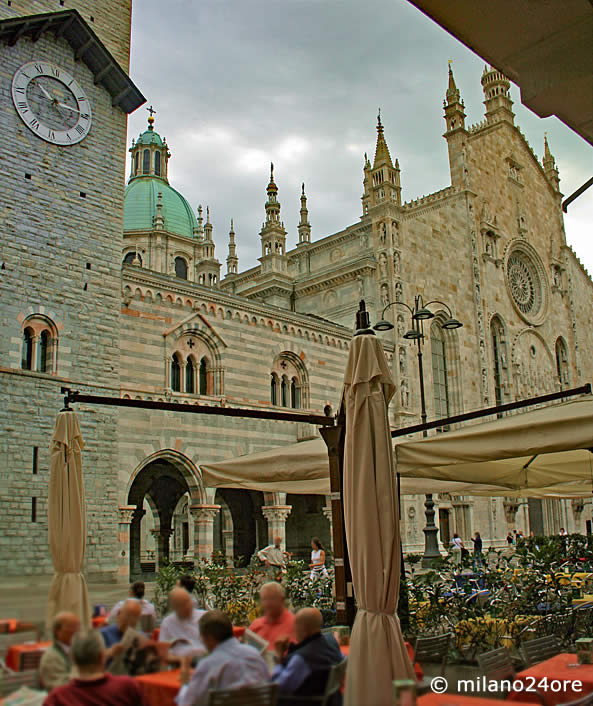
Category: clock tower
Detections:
[{"x1": 0, "y1": 10, "x2": 144, "y2": 578}]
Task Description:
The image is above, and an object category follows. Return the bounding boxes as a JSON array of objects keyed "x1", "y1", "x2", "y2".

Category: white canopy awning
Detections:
[{"x1": 200, "y1": 395, "x2": 593, "y2": 499}]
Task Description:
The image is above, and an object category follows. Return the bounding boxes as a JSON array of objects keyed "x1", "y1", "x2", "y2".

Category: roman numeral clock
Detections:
[{"x1": 11, "y1": 61, "x2": 92, "y2": 145}]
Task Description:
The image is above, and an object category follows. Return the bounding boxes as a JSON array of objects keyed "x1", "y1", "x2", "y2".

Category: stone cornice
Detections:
[
  {"x1": 295, "y1": 258, "x2": 377, "y2": 296},
  {"x1": 122, "y1": 268, "x2": 352, "y2": 339}
]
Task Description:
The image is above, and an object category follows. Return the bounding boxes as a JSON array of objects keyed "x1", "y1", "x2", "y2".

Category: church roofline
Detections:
[{"x1": 0, "y1": 10, "x2": 145, "y2": 114}]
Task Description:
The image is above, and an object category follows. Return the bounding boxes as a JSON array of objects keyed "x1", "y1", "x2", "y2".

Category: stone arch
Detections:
[
  {"x1": 511, "y1": 327, "x2": 556, "y2": 398},
  {"x1": 428, "y1": 311, "x2": 463, "y2": 418}
]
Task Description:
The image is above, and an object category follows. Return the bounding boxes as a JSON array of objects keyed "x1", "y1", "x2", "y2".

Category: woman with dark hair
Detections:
[{"x1": 309, "y1": 537, "x2": 329, "y2": 581}]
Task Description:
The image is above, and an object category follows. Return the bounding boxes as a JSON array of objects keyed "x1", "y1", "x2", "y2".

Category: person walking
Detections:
[
  {"x1": 471, "y1": 531, "x2": 483, "y2": 570},
  {"x1": 450, "y1": 533, "x2": 464, "y2": 565},
  {"x1": 309, "y1": 538, "x2": 329, "y2": 581}
]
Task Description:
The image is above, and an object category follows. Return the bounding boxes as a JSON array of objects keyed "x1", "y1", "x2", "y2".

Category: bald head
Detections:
[
  {"x1": 170, "y1": 587, "x2": 194, "y2": 619},
  {"x1": 53, "y1": 612, "x2": 80, "y2": 646},
  {"x1": 117, "y1": 599, "x2": 142, "y2": 632},
  {"x1": 295, "y1": 608, "x2": 323, "y2": 643},
  {"x1": 259, "y1": 581, "x2": 286, "y2": 620},
  {"x1": 274, "y1": 536, "x2": 282, "y2": 548}
]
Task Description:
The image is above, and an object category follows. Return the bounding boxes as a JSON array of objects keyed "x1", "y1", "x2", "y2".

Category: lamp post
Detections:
[{"x1": 374, "y1": 295, "x2": 463, "y2": 567}]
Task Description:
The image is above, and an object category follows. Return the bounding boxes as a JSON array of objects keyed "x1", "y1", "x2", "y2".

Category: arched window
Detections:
[
  {"x1": 175, "y1": 257, "x2": 188, "y2": 280},
  {"x1": 431, "y1": 325, "x2": 450, "y2": 420},
  {"x1": 154, "y1": 151, "x2": 161, "y2": 177},
  {"x1": 186, "y1": 357, "x2": 195, "y2": 394},
  {"x1": 123, "y1": 251, "x2": 141, "y2": 266},
  {"x1": 291, "y1": 377, "x2": 300, "y2": 409},
  {"x1": 38, "y1": 330, "x2": 51, "y2": 373},
  {"x1": 199, "y1": 358, "x2": 208, "y2": 395},
  {"x1": 491, "y1": 316, "x2": 506, "y2": 408},
  {"x1": 171, "y1": 354, "x2": 181, "y2": 392},
  {"x1": 142, "y1": 149, "x2": 150, "y2": 174},
  {"x1": 21, "y1": 327, "x2": 34, "y2": 370},
  {"x1": 134, "y1": 152, "x2": 139, "y2": 175},
  {"x1": 271, "y1": 373, "x2": 278, "y2": 405},
  {"x1": 281, "y1": 376, "x2": 289, "y2": 407},
  {"x1": 555, "y1": 337, "x2": 569, "y2": 388}
]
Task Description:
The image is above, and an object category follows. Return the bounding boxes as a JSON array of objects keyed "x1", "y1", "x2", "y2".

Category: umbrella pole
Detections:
[{"x1": 320, "y1": 416, "x2": 356, "y2": 628}]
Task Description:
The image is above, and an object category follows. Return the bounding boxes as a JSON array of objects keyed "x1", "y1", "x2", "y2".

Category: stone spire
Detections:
[
  {"x1": 373, "y1": 111, "x2": 393, "y2": 169},
  {"x1": 543, "y1": 134, "x2": 561, "y2": 191},
  {"x1": 196, "y1": 205, "x2": 221, "y2": 287},
  {"x1": 481, "y1": 65, "x2": 514, "y2": 125},
  {"x1": 226, "y1": 218, "x2": 239, "y2": 275},
  {"x1": 195, "y1": 205, "x2": 204, "y2": 241},
  {"x1": 297, "y1": 183, "x2": 311, "y2": 246},
  {"x1": 153, "y1": 191, "x2": 165, "y2": 230},
  {"x1": 203, "y1": 206, "x2": 214, "y2": 257},
  {"x1": 444, "y1": 61, "x2": 466, "y2": 133},
  {"x1": 260, "y1": 163, "x2": 288, "y2": 272}
]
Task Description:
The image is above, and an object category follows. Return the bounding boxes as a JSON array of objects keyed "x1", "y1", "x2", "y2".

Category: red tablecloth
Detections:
[
  {"x1": 0, "y1": 619, "x2": 18, "y2": 633},
  {"x1": 5, "y1": 641, "x2": 51, "y2": 671},
  {"x1": 509, "y1": 653, "x2": 593, "y2": 705},
  {"x1": 419, "y1": 694, "x2": 515, "y2": 706},
  {"x1": 136, "y1": 668, "x2": 181, "y2": 706},
  {"x1": 92, "y1": 615, "x2": 107, "y2": 628}
]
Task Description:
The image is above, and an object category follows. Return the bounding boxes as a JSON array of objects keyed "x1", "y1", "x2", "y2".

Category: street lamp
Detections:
[{"x1": 374, "y1": 294, "x2": 463, "y2": 567}]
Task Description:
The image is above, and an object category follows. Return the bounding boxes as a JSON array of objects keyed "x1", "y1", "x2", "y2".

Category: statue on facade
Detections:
[
  {"x1": 397, "y1": 315, "x2": 405, "y2": 338},
  {"x1": 395, "y1": 281, "x2": 403, "y2": 302},
  {"x1": 380, "y1": 284, "x2": 389, "y2": 307},
  {"x1": 400, "y1": 379, "x2": 409, "y2": 407},
  {"x1": 399, "y1": 347, "x2": 407, "y2": 376},
  {"x1": 379, "y1": 252, "x2": 388, "y2": 278},
  {"x1": 393, "y1": 250, "x2": 400, "y2": 274}
]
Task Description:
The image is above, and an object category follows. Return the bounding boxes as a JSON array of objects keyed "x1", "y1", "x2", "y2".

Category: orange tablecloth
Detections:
[
  {"x1": 509, "y1": 653, "x2": 593, "y2": 704},
  {"x1": 419, "y1": 694, "x2": 515, "y2": 706},
  {"x1": 136, "y1": 668, "x2": 181, "y2": 706},
  {"x1": 92, "y1": 615, "x2": 107, "y2": 628},
  {"x1": 5, "y1": 641, "x2": 51, "y2": 671},
  {"x1": 0, "y1": 619, "x2": 18, "y2": 633}
]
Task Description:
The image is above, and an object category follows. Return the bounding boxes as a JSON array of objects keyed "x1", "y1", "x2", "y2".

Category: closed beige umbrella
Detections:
[
  {"x1": 47, "y1": 411, "x2": 90, "y2": 629},
  {"x1": 343, "y1": 334, "x2": 414, "y2": 706}
]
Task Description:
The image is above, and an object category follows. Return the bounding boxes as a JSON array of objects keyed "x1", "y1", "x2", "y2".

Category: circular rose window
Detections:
[{"x1": 505, "y1": 245, "x2": 547, "y2": 324}]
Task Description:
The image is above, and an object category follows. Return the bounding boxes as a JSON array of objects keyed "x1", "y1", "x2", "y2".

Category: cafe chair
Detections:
[
  {"x1": 19, "y1": 649, "x2": 45, "y2": 672},
  {"x1": 558, "y1": 695, "x2": 593, "y2": 706},
  {"x1": 0, "y1": 670, "x2": 40, "y2": 697},
  {"x1": 521, "y1": 635, "x2": 562, "y2": 667},
  {"x1": 477, "y1": 647, "x2": 515, "y2": 682},
  {"x1": 243, "y1": 628, "x2": 269, "y2": 655},
  {"x1": 281, "y1": 657, "x2": 348, "y2": 705},
  {"x1": 207, "y1": 682, "x2": 278, "y2": 705},
  {"x1": 413, "y1": 632, "x2": 452, "y2": 694}
]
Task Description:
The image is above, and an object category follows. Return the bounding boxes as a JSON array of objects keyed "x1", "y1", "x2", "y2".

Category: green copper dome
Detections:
[
  {"x1": 124, "y1": 177, "x2": 198, "y2": 239},
  {"x1": 136, "y1": 125, "x2": 163, "y2": 147}
]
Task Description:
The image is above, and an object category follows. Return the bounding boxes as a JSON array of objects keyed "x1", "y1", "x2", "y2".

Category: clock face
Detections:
[{"x1": 11, "y1": 61, "x2": 92, "y2": 145}]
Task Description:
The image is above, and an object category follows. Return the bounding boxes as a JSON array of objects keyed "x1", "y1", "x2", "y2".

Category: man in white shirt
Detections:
[
  {"x1": 257, "y1": 536, "x2": 289, "y2": 576},
  {"x1": 160, "y1": 588, "x2": 206, "y2": 664},
  {"x1": 106, "y1": 581, "x2": 156, "y2": 627},
  {"x1": 176, "y1": 610, "x2": 269, "y2": 706}
]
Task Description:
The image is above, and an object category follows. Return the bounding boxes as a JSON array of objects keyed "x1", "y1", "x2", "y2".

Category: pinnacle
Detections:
[{"x1": 373, "y1": 113, "x2": 393, "y2": 169}]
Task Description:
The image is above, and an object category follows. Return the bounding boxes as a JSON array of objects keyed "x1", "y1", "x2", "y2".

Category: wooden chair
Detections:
[
  {"x1": 414, "y1": 633, "x2": 452, "y2": 676},
  {"x1": 243, "y1": 628, "x2": 269, "y2": 655},
  {"x1": 477, "y1": 647, "x2": 515, "y2": 682},
  {"x1": 19, "y1": 649, "x2": 45, "y2": 672},
  {"x1": 207, "y1": 682, "x2": 278, "y2": 705},
  {"x1": 0, "y1": 669, "x2": 39, "y2": 697},
  {"x1": 281, "y1": 657, "x2": 348, "y2": 705},
  {"x1": 521, "y1": 635, "x2": 562, "y2": 667}
]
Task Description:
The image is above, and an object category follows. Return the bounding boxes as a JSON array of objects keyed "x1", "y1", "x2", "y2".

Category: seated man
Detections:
[
  {"x1": 257, "y1": 536, "x2": 288, "y2": 576},
  {"x1": 40, "y1": 612, "x2": 81, "y2": 691},
  {"x1": 249, "y1": 582, "x2": 296, "y2": 650},
  {"x1": 160, "y1": 587, "x2": 206, "y2": 663},
  {"x1": 43, "y1": 631, "x2": 145, "y2": 706},
  {"x1": 106, "y1": 581, "x2": 156, "y2": 625},
  {"x1": 273, "y1": 608, "x2": 344, "y2": 706},
  {"x1": 99, "y1": 599, "x2": 144, "y2": 674},
  {"x1": 176, "y1": 610, "x2": 270, "y2": 706}
]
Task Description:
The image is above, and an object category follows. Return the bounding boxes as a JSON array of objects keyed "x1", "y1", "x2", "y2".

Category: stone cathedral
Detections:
[{"x1": 1, "y1": 2, "x2": 592, "y2": 582}]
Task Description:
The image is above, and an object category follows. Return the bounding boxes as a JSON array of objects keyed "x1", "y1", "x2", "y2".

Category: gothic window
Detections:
[
  {"x1": 142, "y1": 149, "x2": 150, "y2": 174},
  {"x1": 171, "y1": 353, "x2": 181, "y2": 392},
  {"x1": 431, "y1": 325, "x2": 450, "y2": 421},
  {"x1": 175, "y1": 257, "x2": 188, "y2": 280},
  {"x1": 154, "y1": 151, "x2": 161, "y2": 177},
  {"x1": 291, "y1": 377, "x2": 301, "y2": 409},
  {"x1": 199, "y1": 357, "x2": 208, "y2": 395},
  {"x1": 134, "y1": 152, "x2": 139, "y2": 175},
  {"x1": 38, "y1": 330, "x2": 50, "y2": 373},
  {"x1": 281, "y1": 376, "x2": 289, "y2": 407},
  {"x1": 21, "y1": 327, "x2": 34, "y2": 370},
  {"x1": 185, "y1": 357, "x2": 195, "y2": 394},
  {"x1": 555, "y1": 337, "x2": 569, "y2": 388},
  {"x1": 271, "y1": 373, "x2": 279, "y2": 405},
  {"x1": 123, "y1": 251, "x2": 141, "y2": 266},
  {"x1": 491, "y1": 316, "x2": 506, "y2": 408}
]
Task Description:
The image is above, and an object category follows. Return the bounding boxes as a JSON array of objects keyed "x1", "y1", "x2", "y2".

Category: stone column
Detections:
[
  {"x1": 116, "y1": 506, "x2": 136, "y2": 584},
  {"x1": 130, "y1": 506, "x2": 146, "y2": 579},
  {"x1": 261, "y1": 505, "x2": 292, "y2": 550},
  {"x1": 151, "y1": 528, "x2": 173, "y2": 571},
  {"x1": 322, "y1": 504, "x2": 334, "y2": 552},
  {"x1": 190, "y1": 505, "x2": 220, "y2": 562}
]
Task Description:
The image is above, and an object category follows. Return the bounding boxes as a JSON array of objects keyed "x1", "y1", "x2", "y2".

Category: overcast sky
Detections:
[{"x1": 126, "y1": 0, "x2": 592, "y2": 277}]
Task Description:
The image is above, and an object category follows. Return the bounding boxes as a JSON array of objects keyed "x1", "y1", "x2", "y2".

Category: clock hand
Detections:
[
  {"x1": 56, "y1": 102, "x2": 79, "y2": 113},
  {"x1": 37, "y1": 82, "x2": 54, "y2": 101}
]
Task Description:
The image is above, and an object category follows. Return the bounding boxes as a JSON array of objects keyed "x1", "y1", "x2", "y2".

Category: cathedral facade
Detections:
[{"x1": 1, "y1": 2, "x2": 592, "y2": 581}]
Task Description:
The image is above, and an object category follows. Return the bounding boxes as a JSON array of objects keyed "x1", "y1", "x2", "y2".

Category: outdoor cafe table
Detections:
[
  {"x1": 5, "y1": 640, "x2": 50, "y2": 671},
  {"x1": 509, "y1": 653, "x2": 593, "y2": 704},
  {"x1": 419, "y1": 694, "x2": 517, "y2": 706}
]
